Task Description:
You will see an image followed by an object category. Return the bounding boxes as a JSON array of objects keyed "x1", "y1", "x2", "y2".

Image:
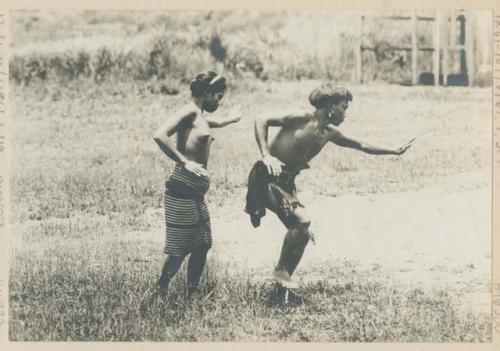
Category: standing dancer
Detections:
[
  {"x1": 245, "y1": 83, "x2": 414, "y2": 304},
  {"x1": 154, "y1": 71, "x2": 241, "y2": 297}
]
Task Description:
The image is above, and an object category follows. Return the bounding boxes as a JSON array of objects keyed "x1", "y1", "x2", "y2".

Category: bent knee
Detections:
[
  {"x1": 290, "y1": 208, "x2": 311, "y2": 229},
  {"x1": 294, "y1": 217, "x2": 311, "y2": 230},
  {"x1": 299, "y1": 218, "x2": 311, "y2": 229}
]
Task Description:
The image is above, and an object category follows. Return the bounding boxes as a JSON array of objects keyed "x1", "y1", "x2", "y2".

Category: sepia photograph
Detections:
[{"x1": 1, "y1": 3, "x2": 496, "y2": 345}]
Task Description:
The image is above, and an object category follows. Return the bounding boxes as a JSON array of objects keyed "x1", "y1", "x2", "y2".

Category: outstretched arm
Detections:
[
  {"x1": 153, "y1": 106, "x2": 207, "y2": 176},
  {"x1": 206, "y1": 104, "x2": 243, "y2": 128},
  {"x1": 206, "y1": 116, "x2": 241, "y2": 128},
  {"x1": 328, "y1": 126, "x2": 415, "y2": 155},
  {"x1": 255, "y1": 111, "x2": 309, "y2": 175}
]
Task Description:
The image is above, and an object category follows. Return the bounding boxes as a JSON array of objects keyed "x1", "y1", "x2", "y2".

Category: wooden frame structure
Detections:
[{"x1": 355, "y1": 10, "x2": 475, "y2": 86}]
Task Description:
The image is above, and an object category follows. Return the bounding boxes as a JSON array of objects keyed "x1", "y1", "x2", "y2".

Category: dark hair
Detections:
[
  {"x1": 308, "y1": 83, "x2": 353, "y2": 109},
  {"x1": 190, "y1": 71, "x2": 227, "y2": 98}
]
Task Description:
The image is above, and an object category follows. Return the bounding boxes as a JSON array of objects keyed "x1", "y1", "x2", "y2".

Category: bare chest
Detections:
[
  {"x1": 178, "y1": 117, "x2": 213, "y2": 150},
  {"x1": 272, "y1": 122, "x2": 330, "y2": 165},
  {"x1": 292, "y1": 122, "x2": 330, "y2": 152}
]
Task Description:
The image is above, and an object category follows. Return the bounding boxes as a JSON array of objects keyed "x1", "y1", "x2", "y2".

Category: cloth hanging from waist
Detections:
[{"x1": 245, "y1": 160, "x2": 306, "y2": 228}]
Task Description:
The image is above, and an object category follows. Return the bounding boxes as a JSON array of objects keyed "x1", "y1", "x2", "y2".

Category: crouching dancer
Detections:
[
  {"x1": 245, "y1": 84, "x2": 414, "y2": 305},
  {"x1": 153, "y1": 71, "x2": 241, "y2": 297}
]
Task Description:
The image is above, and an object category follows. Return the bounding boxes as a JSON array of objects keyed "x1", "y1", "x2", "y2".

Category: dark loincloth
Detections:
[{"x1": 245, "y1": 160, "x2": 307, "y2": 228}]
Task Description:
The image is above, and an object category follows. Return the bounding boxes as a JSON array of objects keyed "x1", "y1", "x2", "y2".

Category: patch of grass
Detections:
[{"x1": 9, "y1": 232, "x2": 491, "y2": 342}]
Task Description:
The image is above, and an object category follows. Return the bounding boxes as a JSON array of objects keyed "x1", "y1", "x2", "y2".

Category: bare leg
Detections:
[
  {"x1": 186, "y1": 246, "x2": 209, "y2": 295},
  {"x1": 275, "y1": 224, "x2": 310, "y2": 276},
  {"x1": 262, "y1": 188, "x2": 312, "y2": 285},
  {"x1": 158, "y1": 254, "x2": 186, "y2": 294},
  {"x1": 276, "y1": 206, "x2": 311, "y2": 275}
]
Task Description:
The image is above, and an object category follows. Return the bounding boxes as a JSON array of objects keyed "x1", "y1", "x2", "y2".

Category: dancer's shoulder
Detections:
[
  {"x1": 258, "y1": 109, "x2": 310, "y2": 126},
  {"x1": 170, "y1": 103, "x2": 198, "y2": 124}
]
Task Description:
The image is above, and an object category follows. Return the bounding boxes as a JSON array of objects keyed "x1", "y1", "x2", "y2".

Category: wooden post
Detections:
[
  {"x1": 449, "y1": 10, "x2": 456, "y2": 74},
  {"x1": 449, "y1": 10, "x2": 455, "y2": 49},
  {"x1": 433, "y1": 10, "x2": 441, "y2": 86},
  {"x1": 355, "y1": 14, "x2": 364, "y2": 83},
  {"x1": 465, "y1": 11, "x2": 475, "y2": 86},
  {"x1": 411, "y1": 10, "x2": 418, "y2": 85},
  {"x1": 442, "y1": 11, "x2": 449, "y2": 86}
]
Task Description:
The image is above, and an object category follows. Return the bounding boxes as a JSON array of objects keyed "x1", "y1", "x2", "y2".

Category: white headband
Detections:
[{"x1": 209, "y1": 75, "x2": 224, "y2": 86}]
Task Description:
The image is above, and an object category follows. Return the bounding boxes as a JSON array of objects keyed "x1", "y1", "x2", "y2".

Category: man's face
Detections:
[
  {"x1": 328, "y1": 100, "x2": 349, "y2": 126},
  {"x1": 202, "y1": 91, "x2": 225, "y2": 113}
]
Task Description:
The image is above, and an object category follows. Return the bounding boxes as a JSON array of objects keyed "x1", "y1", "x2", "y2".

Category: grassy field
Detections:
[
  {"x1": 8, "y1": 77, "x2": 492, "y2": 341},
  {"x1": 9, "y1": 242, "x2": 491, "y2": 342},
  {"x1": 9, "y1": 79, "x2": 491, "y2": 222}
]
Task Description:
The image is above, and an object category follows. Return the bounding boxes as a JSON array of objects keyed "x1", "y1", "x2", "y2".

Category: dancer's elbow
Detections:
[{"x1": 255, "y1": 114, "x2": 269, "y2": 129}]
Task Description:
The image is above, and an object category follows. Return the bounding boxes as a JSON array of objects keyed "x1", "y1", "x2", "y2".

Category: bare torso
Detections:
[
  {"x1": 270, "y1": 114, "x2": 331, "y2": 171},
  {"x1": 176, "y1": 104, "x2": 214, "y2": 168}
]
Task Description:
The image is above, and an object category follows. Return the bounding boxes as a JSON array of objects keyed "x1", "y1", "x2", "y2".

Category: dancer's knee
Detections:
[
  {"x1": 298, "y1": 218, "x2": 311, "y2": 230},
  {"x1": 295, "y1": 213, "x2": 311, "y2": 233},
  {"x1": 290, "y1": 207, "x2": 311, "y2": 230}
]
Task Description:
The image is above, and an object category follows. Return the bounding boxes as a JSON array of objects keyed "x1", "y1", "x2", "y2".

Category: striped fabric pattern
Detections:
[{"x1": 164, "y1": 165, "x2": 212, "y2": 256}]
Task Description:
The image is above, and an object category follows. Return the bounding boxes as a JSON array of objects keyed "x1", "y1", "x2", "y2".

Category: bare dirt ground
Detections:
[{"x1": 205, "y1": 172, "x2": 492, "y2": 315}]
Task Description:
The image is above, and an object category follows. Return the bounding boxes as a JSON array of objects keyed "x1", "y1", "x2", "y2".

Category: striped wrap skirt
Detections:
[{"x1": 163, "y1": 164, "x2": 211, "y2": 256}]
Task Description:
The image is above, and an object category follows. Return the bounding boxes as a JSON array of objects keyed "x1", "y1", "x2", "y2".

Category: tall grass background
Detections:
[{"x1": 10, "y1": 10, "x2": 446, "y2": 86}]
